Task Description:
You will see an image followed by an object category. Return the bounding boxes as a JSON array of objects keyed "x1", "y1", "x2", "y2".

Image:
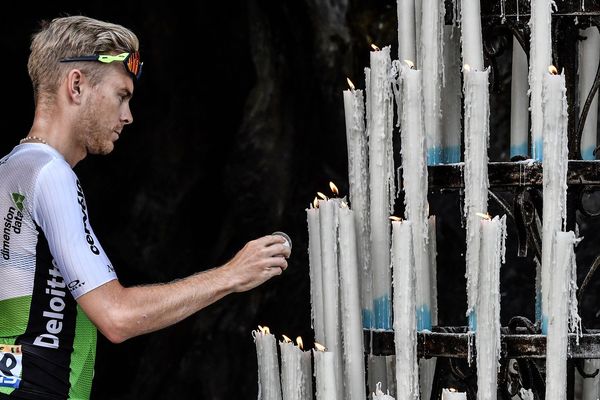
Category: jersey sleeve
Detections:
[{"x1": 32, "y1": 159, "x2": 117, "y2": 299}]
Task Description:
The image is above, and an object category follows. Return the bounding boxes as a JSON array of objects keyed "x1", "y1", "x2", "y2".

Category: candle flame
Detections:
[
  {"x1": 282, "y1": 334, "x2": 292, "y2": 343},
  {"x1": 371, "y1": 44, "x2": 380, "y2": 51},
  {"x1": 313, "y1": 197, "x2": 319, "y2": 208},
  {"x1": 314, "y1": 342, "x2": 326, "y2": 352},
  {"x1": 346, "y1": 77, "x2": 356, "y2": 90},
  {"x1": 403, "y1": 59, "x2": 415, "y2": 69},
  {"x1": 476, "y1": 212, "x2": 491, "y2": 220},
  {"x1": 317, "y1": 192, "x2": 328, "y2": 201},
  {"x1": 389, "y1": 216, "x2": 403, "y2": 222},
  {"x1": 463, "y1": 64, "x2": 471, "y2": 72},
  {"x1": 329, "y1": 181, "x2": 339, "y2": 196},
  {"x1": 449, "y1": 388, "x2": 457, "y2": 392},
  {"x1": 548, "y1": 65, "x2": 558, "y2": 75},
  {"x1": 258, "y1": 325, "x2": 270, "y2": 335},
  {"x1": 296, "y1": 336, "x2": 304, "y2": 350},
  {"x1": 341, "y1": 201, "x2": 349, "y2": 208}
]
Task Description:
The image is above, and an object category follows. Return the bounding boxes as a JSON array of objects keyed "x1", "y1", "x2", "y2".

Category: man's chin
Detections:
[{"x1": 88, "y1": 142, "x2": 115, "y2": 156}]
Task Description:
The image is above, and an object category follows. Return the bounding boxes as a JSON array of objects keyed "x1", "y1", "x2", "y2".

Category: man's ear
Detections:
[{"x1": 66, "y1": 69, "x2": 84, "y2": 104}]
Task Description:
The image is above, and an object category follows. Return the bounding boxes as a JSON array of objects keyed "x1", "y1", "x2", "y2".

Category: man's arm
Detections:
[{"x1": 77, "y1": 235, "x2": 290, "y2": 343}]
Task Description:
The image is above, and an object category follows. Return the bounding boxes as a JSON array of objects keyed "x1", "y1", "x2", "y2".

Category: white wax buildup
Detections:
[
  {"x1": 253, "y1": 327, "x2": 283, "y2": 400},
  {"x1": 279, "y1": 339, "x2": 304, "y2": 400},
  {"x1": 442, "y1": 388, "x2": 467, "y2": 400},
  {"x1": 306, "y1": 206, "x2": 325, "y2": 343},
  {"x1": 314, "y1": 347, "x2": 339, "y2": 400}
]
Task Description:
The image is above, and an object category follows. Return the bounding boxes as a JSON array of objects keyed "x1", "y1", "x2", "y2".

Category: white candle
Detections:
[
  {"x1": 400, "y1": 63, "x2": 432, "y2": 331},
  {"x1": 279, "y1": 337, "x2": 304, "y2": 400},
  {"x1": 463, "y1": 66, "x2": 490, "y2": 330},
  {"x1": 441, "y1": 25, "x2": 462, "y2": 163},
  {"x1": 421, "y1": 0, "x2": 444, "y2": 165},
  {"x1": 391, "y1": 219, "x2": 419, "y2": 400},
  {"x1": 581, "y1": 359, "x2": 600, "y2": 400},
  {"x1": 338, "y1": 206, "x2": 367, "y2": 400},
  {"x1": 460, "y1": 0, "x2": 484, "y2": 70},
  {"x1": 253, "y1": 326, "x2": 283, "y2": 400},
  {"x1": 343, "y1": 82, "x2": 373, "y2": 329},
  {"x1": 299, "y1": 339, "x2": 312, "y2": 400},
  {"x1": 372, "y1": 382, "x2": 395, "y2": 400},
  {"x1": 510, "y1": 36, "x2": 529, "y2": 158},
  {"x1": 314, "y1": 344, "x2": 339, "y2": 400},
  {"x1": 476, "y1": 215, "x2": 506, "y2": 400},
  {"x1": 318, "y1": 199, "x2": 344, "y2": 395},
  {"x1": 442, "y1": 388, "x2": 467, "y2": 399},
  {"x1": 529, "y1": 0, "x2": 553, "y2": 160},
  {"x1": 540, "y1": 68, "x2": 568, "y2": 331},
  {"x1": 368, "y1": 45, "x2": 395, "y2": 330},
  {"x1": 579, "y1": 27, "x2": 600, "y2": 160},
  {"x1": 397, "y1": 0, "x2": 416, "y2": 64},
  {"x1": 545, "y1": 231, "x2": 578, "y2": 400},
  {"x1": 307, "y1": 205, "x2": 325, "y2": 343}
]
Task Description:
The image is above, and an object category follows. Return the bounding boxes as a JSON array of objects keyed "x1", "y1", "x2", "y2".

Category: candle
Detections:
[
  {"x1": 529, "y1": 0, "x2": 553, "y2": 160},
  {"x1": 510, "y1": 36, "x2": 529, "y2": 158},
  {"x1": 307, "y1": 203, "x2": 325, "y2": 343},
  {"x1": 253, "y1": 326, "x2": 283, "y2": 400},
  {"x1": 400, "y1": 62, "x2": 432, "y2": 332},
  {"x1": 396, "y1": 0, "x2": 416, "y2": 63},
  {"x1": 460, "y1": 0, "x2": 484, "y2": 70},
  {"x1": 545, "y1": 231, "x2": 578, "y2": 400},
  {"x1": 441, "y1": 25, "x2": 462, "y2": 163},
  {"x1": 421, "y1": 0, "x2": 444, "y2": 165},
  {"x1": 581, "y1": 359, "x2": 600, "y2": 400},
  {"x1": 318, "y1": 198, "x2": 344, "y2": 396},
  {"x1": 477, "y1": 215, "x2": 506, "y2": 400},
  {"x1": 372, "y1": 382, "x2": 395, "y2": 400},
  {"x1": 279, "y1": 336, "x2": 312, "y2": 400},
  {"x1": 391, "y1": 218, "x2": 419, "y2": 399},
  {"x1": 343, "y1": 80, "x2": 373, "y2": 329},
  {"x1": 338, "y1": 205, "x2": 367, "y2": 400},
  {"x1": 368, "y1": 45, "x2": 395, "y2": 330},
  {"x1": 463, "y1": 66, "x2": 490, "y2": 330},
  {"x1": 579, "y1": 27, "x2": 600, "y2": 160},
  {"x1": 441, "y1": 388, "x2": 467, "y2": 400},
  {"x1": 313, "y1": 343, "x2": 339, "y2": 400},
  {"x1": 540, "y1": 67, "x2": 568, "y2": 332}
]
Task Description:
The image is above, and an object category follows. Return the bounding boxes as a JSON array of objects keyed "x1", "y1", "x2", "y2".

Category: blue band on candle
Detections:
[
  {"x1": 373, "y1": 295, "x2": 392, "y2": 330},
  {"x1": 532, "y1": 138, "x2": 543, "y2": 161},
  {"x1": 581, "y1": 146, "x2": 596, "y2": 161},
  {"x1": 541, "y1": 315, "x2": 548, "y2": 335},
  {"x1": 468, "y1": 311, "x2": 477, "y2": 332},
  {"x1": 442, "y1": 145, "x2": 461, "y2": 164},
  {"x1": 427, "y1": 147, "x2": 443, "y2": 165},
  {"x1": 510, "y1": 143, "x2": 529, "y2": 159},
  {"x1": 417, "y1": 305, "x2": 432, "y2": 331},
  {"x1": 362, "y1": 309, "x2": 374, "y2": 329}
]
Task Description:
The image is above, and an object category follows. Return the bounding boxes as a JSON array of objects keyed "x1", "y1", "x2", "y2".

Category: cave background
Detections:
[{"x1": 2, "y1": 1, "x2": 600, "y2": 399}]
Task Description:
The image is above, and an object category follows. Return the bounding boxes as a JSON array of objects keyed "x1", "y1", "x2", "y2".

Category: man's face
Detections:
[{"x1": 78, "y1": 65, "x2": 134, "y2": 155}]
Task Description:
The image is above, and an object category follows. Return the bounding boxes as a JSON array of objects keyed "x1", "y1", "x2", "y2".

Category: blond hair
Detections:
[{"x1": 28, "y1": 15, "x2": 139, "y2": 103}]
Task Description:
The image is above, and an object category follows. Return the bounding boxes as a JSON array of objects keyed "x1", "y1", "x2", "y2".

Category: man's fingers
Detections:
[
  {"x1": 265, "y1": 257, "x2": 287, "y2": 271},
  {"x1": 263, "y1": 243, "x2": 291, "y2": 258}
]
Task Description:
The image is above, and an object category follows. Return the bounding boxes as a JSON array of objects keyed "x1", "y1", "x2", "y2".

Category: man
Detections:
[{"x1": 0, "y1": 15, "x2": 290, "y2": 399}]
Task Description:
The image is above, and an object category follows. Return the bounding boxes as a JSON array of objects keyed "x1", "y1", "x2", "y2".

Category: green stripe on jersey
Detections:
[
  {"x1": 67, "y1": 306, "x2": 97, "y2": 400},
  {"x1": 0, "y1": 295, "x2": 31, "y2": 337}
]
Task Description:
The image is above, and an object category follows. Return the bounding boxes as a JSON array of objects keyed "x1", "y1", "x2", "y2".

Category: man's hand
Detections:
[{"x1": 224, "y1": 235, "x2": 291, "y2": 293}]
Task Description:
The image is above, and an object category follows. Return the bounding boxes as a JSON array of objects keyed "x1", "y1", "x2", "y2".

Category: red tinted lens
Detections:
[{"x1": 126, "y1": 52, "x2": 141, "y2": 78}]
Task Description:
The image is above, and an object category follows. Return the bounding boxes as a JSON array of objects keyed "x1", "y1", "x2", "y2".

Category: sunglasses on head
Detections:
[{"x1": 60, "y1": 52, "x2": 143, "y2": 80}]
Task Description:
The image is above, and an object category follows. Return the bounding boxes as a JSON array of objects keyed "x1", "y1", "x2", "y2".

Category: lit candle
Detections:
[
  {"x1": 510, "y1": 36, "x2": 529, "y2": 158},
  {"x1": 343, "y1": 79, "x2": 373, "y2": 329},
  {"x1": 338, "y1": 205, "x2": 367, "y2": 400},
  {"x1": 460, "y1": 0, "x2": 484, "y2": 70},
  {"x1": 540, "y1": 67, "x2": 568, "y2": 332},
  {"x1": 579, "y1": 27, "x2": 600, "y2": 160},
  {"x1": 421, "y1": 0, "x2": 444, "y2": 165},
  {"x1": 391, "y1": 218, "x2": 419, "y2": 399},
  {"x1": 313, "y1": 343, "x2": 339, "y2": 400},
  {"x1": 441, "y1": 25, "x2": 462, "y2": 163},
  {"x1": 463, "y1": 65, "x2": 490, "y2": 330},
  {"x1": 529, "y1": 0, "x2": 553, "y2": 160},
  {"x1": 545, "y1": 231, "x2": 578, "y2": 400},
  {"x1": 253, "y1": 326, "x2": 283, "y2": 400},
  {"x1": 368, "y1": 45, "x2": 395, "y2": 330},
  {"x1": 442, "y1": 388, "x2": 467, "y2": 400},
  {"x1": 396, "y1": 0, "x2": 416, "y2": 64},
  {"x1": 372, "y1": 382, "x2": 395, "y2": 400},
  {"x1": 307, "y1": 200, "x2": 325, "y2": 343},
  {"x1": 318, "y1": 197, "x2": 344, "y2": 396},
  {"x1": 279, "y1": 336, "x2": 312, "y2": 400},
  {"x1": 477, "y1": 214, "x2": 506, "y2": 400},
  {"x1": 400, "y1": 61, "x2": 432, "y2": 332}
]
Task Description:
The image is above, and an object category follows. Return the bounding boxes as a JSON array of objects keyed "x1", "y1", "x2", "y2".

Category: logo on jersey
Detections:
[
  {"x1": 0, "y1": 344, "x2": 22, "y2": 388},
  {"x1": 11, "y1": 193, "x2": 25, "y2": 212},
  {"x1": 1, "y1": 203, "x2": 23, "y2": 261},
  {"x1": 33, "y1": 263, "x2": 67, "y2": 350},
  {"x1": 75, "y1": 180, "x2": 100, "y2": 256}
]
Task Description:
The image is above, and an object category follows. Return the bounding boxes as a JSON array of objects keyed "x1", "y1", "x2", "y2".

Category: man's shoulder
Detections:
[{"x1": 2, "y1": 144, "x2": 73, "y2": 180}]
